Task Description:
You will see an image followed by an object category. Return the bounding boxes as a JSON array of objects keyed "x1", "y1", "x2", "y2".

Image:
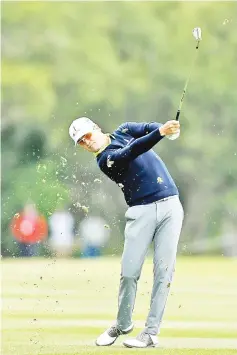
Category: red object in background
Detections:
[{"x1": 11, "y1": 213, "x2": 48, "y2": 244}]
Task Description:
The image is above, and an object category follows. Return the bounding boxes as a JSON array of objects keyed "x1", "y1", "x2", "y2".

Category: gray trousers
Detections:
[{"x1": 116, "y1": 195, "x2": 184, "y2": 335}]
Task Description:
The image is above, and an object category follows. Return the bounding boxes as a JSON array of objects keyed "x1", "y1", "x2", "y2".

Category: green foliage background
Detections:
[{"x1": 1, "y1": 1, "x2": 237, "y2": 255}]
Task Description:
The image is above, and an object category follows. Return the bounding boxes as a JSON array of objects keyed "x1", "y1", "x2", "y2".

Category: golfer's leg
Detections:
[
  {"x1": 116, "y1": 204, "x2": 156, "y2": 330},
  {"x1": 145, "y1": 197, "x2": 184, "y2": 335}
]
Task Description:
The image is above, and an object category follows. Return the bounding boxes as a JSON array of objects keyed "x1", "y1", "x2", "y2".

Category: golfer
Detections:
[{"x1": 69, "y1": 117, "x2": 184, "y2": 348}]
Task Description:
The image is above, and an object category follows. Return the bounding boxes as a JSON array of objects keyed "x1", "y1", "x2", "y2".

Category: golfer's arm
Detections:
[
  {"x1": 109, "y1": 127, "x2": 164, "y2": 164},
  {"x1": 126, "y1": 122, "x2": 162, "y2": 138}
]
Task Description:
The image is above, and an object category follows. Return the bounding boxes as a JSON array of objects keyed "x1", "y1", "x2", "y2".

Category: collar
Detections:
[{"x1": 94, "y1": 134, "x2": 113, "y2": 157}]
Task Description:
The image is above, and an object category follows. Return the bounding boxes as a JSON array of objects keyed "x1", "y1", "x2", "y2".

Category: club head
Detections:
[{"x1": 192, "y1": 27, "x2": 202, "y2": 41}]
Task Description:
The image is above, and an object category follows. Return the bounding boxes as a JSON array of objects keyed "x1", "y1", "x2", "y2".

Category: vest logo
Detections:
[{"x1": 157, "y1": 177, "x2": 163, "y2": 184}]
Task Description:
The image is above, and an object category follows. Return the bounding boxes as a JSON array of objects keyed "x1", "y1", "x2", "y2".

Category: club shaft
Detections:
[{"x1": 176, "y1": 40, "x2": 200, "y2": 121}]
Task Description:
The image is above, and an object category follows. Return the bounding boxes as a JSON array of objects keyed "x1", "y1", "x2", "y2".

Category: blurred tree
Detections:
[{"x1": 1, "y1": 124, "x2": 70, "y2": 255}]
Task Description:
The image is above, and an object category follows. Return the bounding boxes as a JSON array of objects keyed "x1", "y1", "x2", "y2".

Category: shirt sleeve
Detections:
[
  {"x1": 126, "y1": 122, "x2": 163, "y2": 138},
  {"x1": 107, "y1": 127, "x2": 164, "y2": 166}
]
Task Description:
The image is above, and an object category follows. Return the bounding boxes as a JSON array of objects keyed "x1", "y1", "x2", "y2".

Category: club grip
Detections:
[{"x1": 175, "y1": 110, "x2": 181, "y2": 121}]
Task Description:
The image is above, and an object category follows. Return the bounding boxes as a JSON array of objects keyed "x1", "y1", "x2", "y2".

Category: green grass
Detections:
[{"x1": 2, "y1": 256, "x2": 237, "y2": 355}]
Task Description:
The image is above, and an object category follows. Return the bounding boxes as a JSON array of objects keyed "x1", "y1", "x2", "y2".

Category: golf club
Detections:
[
  {"x1": 167, "y1": 27, "x2": 202, "y2": 140},
  {"x1": 176, "y1": 27, "x2": 202, "y2": 121}
]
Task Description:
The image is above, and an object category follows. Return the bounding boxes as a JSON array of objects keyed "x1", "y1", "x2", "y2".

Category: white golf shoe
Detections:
[
  {"x1": 95, "y1": 323, "x2": 134, "y2": 346},
  {"x1": 123, "y1": 331, "x2": 159, "y2": 348}
]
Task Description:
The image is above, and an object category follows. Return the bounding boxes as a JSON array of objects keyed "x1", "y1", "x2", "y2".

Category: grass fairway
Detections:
[{"x1": 2, "y1": 256, "x2": 237, "y2": 355}]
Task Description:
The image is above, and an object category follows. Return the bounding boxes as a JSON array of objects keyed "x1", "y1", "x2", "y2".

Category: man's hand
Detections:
[{"x1": 159, "y1": 120, "x2": 180, "y2": 136}]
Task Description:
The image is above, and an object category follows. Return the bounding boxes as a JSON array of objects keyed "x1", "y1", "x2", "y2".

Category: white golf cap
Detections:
[{"x1": 69, "y1": 117, "x2": 96, "y2": 145}]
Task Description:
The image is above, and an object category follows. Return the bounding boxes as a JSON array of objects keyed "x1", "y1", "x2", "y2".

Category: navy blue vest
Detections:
[{"x1": 96, "y1": 122, "x2": 178, "y2": 206}]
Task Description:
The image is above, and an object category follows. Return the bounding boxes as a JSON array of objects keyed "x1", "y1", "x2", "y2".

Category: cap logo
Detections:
[{"x1": 72, "y1": 125, "x2": 79, "y2": 137}]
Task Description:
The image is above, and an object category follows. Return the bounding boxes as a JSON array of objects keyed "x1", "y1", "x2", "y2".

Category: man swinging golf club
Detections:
[{"x1": 69, "y1": 116, "x2": 184, "y2": 348}]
